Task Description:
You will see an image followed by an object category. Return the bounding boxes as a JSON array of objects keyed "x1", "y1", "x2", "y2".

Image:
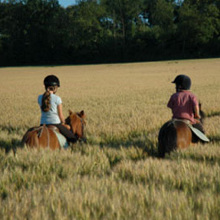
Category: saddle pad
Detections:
[
  {"x1": 187, "y1": 124, "x2": 210, "y2": 142},
  {"x1": 53, "y1": 130, "x2": 69, "y2": 149},
  {"x1": 173, "y1": 119, "x2": 209, "y2": 142}
]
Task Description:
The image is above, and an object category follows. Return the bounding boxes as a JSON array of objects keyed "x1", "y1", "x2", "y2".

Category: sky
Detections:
[{"x1": 58, "y1": 0, "x2": 77, "y2": 8}]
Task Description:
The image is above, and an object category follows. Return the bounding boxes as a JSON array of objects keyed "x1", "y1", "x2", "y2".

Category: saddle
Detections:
[
  {"x1": 23, "y1": 125, "x2": 68, "y2": 149},
  {"x1": 46, "y1": 125, "x2": 69, "y2": 149},
  {"x1": 173, "y1": 119, "x2": 210, "y2": 142}
]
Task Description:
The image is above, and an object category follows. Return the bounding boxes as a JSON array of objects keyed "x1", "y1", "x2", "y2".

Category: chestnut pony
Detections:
[
  {"x1": 158, "y1": 105, "x2": 207, "y2": 157},
  {"x1": 22, "y1": 110, "x2": 86, "y2": 150}
]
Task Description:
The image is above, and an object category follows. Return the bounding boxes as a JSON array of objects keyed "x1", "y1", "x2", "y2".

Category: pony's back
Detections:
[
  {"x1": 22, "y1": 126, "x2": 60, "y2": 149},
  {"x1": 158, "y1": 120, "x2": 193, "y2": 157}
]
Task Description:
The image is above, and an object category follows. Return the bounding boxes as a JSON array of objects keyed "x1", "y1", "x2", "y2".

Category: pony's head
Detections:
[{"x1": 65, "y1": 110, "x2": 86, "y2": 142}]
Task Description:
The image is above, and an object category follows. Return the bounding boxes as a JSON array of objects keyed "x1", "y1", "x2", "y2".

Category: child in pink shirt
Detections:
[{"x1": 167, "y1": 75, "x2": 204, "y2": 132}]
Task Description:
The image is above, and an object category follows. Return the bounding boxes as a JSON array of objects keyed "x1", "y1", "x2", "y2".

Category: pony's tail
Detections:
[
  {"x1": 22, "y1": 129, "x2": 39, "y2": 148},
  {"x1": 41, "y1": 90, "x2": 51, "y2": 112},
  {"x1": 158, "y1": 121, "x2": 177, "y2": 158}
]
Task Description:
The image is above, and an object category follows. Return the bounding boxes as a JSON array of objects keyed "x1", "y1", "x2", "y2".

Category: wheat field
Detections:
[{"x1": 0, "y1": 59, "x2": 220, "y2": 219}]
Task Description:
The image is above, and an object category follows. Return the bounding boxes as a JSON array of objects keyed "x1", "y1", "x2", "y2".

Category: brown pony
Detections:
[
  {"x1": 22, "y1": 110, "x2": 86, "y2": 150},
  {"x1": 158, "y1": 105, "x2": 206, "y2": 157}
]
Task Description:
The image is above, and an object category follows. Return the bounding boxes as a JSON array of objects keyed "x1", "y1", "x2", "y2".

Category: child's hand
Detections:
[
  {"x1": 63, "y1": 124, "x2": 71, "y2": 130},
  {"x1": 194, "y1": 105, "x2": 201, "y2": 119},
  {"x1": 194, "y1": 114, "x2": 201, "y2": 119},
  {"x1": 195, "y1": 119, "x2": 201, "y2": 124}
]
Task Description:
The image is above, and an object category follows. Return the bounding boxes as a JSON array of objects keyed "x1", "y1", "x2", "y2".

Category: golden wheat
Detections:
[{"x1": 0, "y1": 59, "x2": 220, "y2": 219}]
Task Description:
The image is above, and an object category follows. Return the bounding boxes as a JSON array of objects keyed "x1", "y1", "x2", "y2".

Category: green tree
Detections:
[
  {"x1": 24, "y1": 0, "x2": 64, "y2": 63},
  {"x1": 177, "y1": 1, "x2": 219, "y2": 57},
  {"x1": 0, "y1": 0, "x2": 219, "y2": 65},
  {"x1": 100, "y1": 0, "x2": 144, "y2": 61},
  {"x1": 65, "y1": 1, "x2": 105, "y2": 62},
  {"x1": 0, "y1": 1, "x2": 28, "y2": 65},
  {"x1": 0, "y1": 0, "x2": 63, "y2": 65},
  {"x1": 101, "y1": 0, "x2": 144, "y2": 39}
]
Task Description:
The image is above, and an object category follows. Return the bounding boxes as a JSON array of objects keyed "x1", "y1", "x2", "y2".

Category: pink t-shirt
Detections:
[{"x1": 167, "y1": 90, "x2": 199, "y2": 124}]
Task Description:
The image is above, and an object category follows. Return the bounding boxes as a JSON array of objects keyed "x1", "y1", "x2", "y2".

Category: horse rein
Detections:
[{"x1": 80, "y1": 118, "x2": 85, "y2": 139}]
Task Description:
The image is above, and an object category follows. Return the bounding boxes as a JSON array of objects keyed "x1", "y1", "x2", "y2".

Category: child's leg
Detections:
[
  {"x1": 53, "y1": 124, "x2": 77, "y2": 143},
  {"x1": 192, "y1": 122, "x2": 205, "y2": 134}
]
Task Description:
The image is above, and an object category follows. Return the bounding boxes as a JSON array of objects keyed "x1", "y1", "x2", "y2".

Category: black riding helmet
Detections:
[
  {"x1": 172, "y1": 74, "x2": 191, "y2": 90},
  {"x1": 44, "y1": 75, "x2": 60, "y2": 87}
]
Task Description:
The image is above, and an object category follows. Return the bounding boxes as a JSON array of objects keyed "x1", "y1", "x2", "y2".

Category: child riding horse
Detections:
[
  {"x1": 38, "y1": 75, "x2": 77, "y2": 143},
  {"x1": 167, "y1": 74, "x2": 204, "y2": 133},
  {"x1": 158, "y1": 74, "x2": 208, "y2": 157}
]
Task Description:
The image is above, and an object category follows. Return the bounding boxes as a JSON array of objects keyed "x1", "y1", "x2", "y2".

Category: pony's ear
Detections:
[
  {"x1": 69, "y1": 110, "x2": 73, "y2": 115},
  {"x1": 79, "y1": 110, "x2": 85, "y2": 118}
]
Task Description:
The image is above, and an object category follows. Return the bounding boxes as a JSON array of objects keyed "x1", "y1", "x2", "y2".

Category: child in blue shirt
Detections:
[{"x1": 38, "y1": 75, "x2": 76, "y2": 143}]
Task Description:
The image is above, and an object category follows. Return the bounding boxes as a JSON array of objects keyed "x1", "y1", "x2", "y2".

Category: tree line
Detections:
[{"x1": 0, "y1": 0, "x2": 219, "y2": 66}]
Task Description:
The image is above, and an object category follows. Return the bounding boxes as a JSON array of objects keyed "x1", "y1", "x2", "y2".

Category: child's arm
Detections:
[
  {"x1": 57, "y1": 104, "x2": 65, "y2": 124},
  {"x1": 58, "y1": 104, "x2": 71, "y2": 130},
  {"x1": 194, "y1": 105, "x2": 201, "y2": 119}
]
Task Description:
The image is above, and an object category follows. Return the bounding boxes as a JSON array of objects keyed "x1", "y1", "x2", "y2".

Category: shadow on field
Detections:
[
  {"x1": 0, "y1": 138, "x2": 23, "y2": 155},
  {"x1": 0, "y1": 125, "x2": 25, "y2": 155},
  {"x1": 0, "y1": 124, "x2": 159, "y2": 157},
  {"x1": 207, "y1": 111, "x2": 220, "y2": 118},
  {"x1": 0, "y1": 125, "x2": 25, "y2": 135},
  {"x1": 92, "y1": 132, "x2": 158, "y2": 158},
  {"x1": 175, "y1": 152, "x2": 220, "y2": 165},
  {"x1": 208, "y1": 135, "x2": 220, "y2": 144}
]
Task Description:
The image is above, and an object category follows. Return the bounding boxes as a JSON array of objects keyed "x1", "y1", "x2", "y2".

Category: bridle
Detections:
[
  {"x1": 77, "y1": 117, "x2": 86, "y2": 142},
  {"x1": 68, "y1": 115, "x2": 86, "y2": 142}
]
